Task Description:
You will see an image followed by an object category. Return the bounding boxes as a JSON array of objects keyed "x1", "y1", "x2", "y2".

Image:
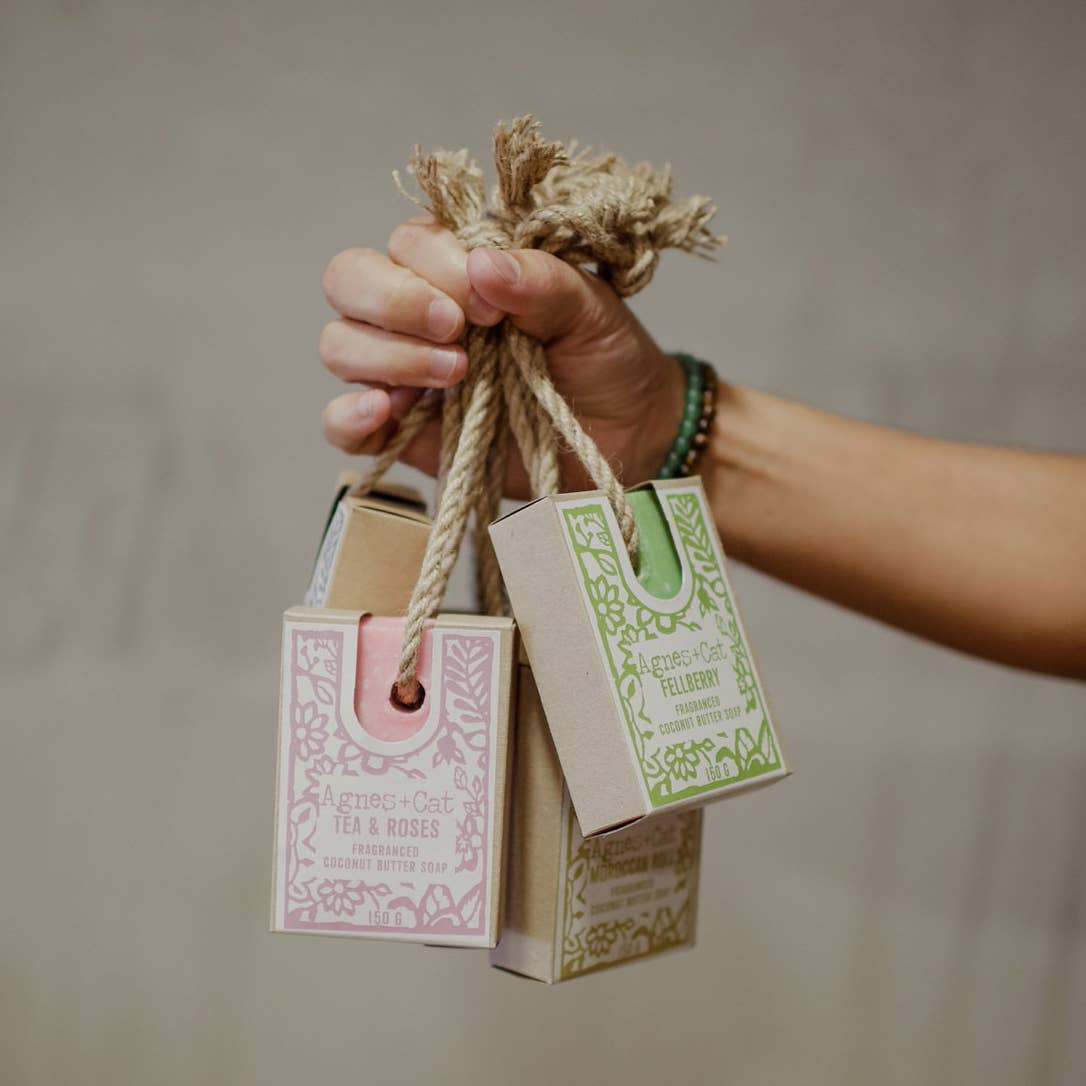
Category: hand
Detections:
[{"x1": 318, "y1": 216, "x2": 683, "y2": 497}]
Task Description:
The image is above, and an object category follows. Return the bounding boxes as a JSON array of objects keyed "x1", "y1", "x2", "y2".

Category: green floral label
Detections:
[
  {"x1": 560, "y1": 484, "x2": 783, "y2": 808},
  {"x1": 556, "y1": 794, "x2": 700, "y2": 980}
]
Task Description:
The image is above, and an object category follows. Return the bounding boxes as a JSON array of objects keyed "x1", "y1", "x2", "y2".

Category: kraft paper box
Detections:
[
  {"x1": 304, "y1": 471, "x2": 431, "y2": 614},
  {"x1": 490, "y1": 477, "x2": 788, "y2": 836},
  {"x1": 491, "y1": 656, "x2": 702, "y2": 983},
  {"x1": 271, "y1": 608, "x2": 515, "y2": 947}
]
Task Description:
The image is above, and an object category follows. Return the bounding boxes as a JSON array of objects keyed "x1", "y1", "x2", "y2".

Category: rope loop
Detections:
[{"x1": 365, "y1": 116, "x2": 721, "y2": 704}]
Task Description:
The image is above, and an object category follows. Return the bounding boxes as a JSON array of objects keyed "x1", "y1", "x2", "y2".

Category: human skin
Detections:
[{"x1": 318, "y1": 217, "x2": 1086, "y2": 679}]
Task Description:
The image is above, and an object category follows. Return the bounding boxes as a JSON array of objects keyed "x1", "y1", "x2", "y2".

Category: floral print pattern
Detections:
[
  {"x1": 562, "y1": 486, "x2": 783, "y2": 805},
  {"x1": 277, "y1": 626, "x2": 499, "y2": 939},
  {"x1": 587, "y1": 576, "x2": 625, "y2": 634},
  {"x1": 291, "y1": 701, "x2": 328, "y2": 761},
  {"x1": 316, "y1": 879, "x2": 367, "y2": 917},
  {"x1": 559, "y1": 805, "x2": 702, "y2": 980}
]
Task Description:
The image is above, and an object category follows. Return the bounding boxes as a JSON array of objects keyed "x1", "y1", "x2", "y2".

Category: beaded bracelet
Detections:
[{"x1": 659, "y1": 353, "x2": 718, "y2": 478}]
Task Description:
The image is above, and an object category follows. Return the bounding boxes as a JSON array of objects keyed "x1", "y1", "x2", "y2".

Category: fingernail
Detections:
[
  {"x1": 429, "y1": 347, "x2": 462, "y2": 383},
  {"x1": 356, "y1": 390, "x2": 378, "y2": 419},
  {"x1": 482, "y1": 248, "x2": 520, "y2": 285},
  {"x1": 427, "y1": 297, "x2": 460, "y2": 339}
]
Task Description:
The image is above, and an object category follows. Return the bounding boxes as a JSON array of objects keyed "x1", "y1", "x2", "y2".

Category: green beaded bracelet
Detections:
[{"x1": 659, "y1": 353, "x2": 717, "y2": 479}]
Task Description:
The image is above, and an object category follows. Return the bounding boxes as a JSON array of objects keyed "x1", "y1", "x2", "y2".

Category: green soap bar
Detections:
[{"x1": 628, "y1": 489, "x2": 683, "y2": 600}]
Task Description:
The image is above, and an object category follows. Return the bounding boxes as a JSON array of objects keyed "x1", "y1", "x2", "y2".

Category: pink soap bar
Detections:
[{"x1": 354, "y1": 615, "x2": 433, "y2": 742}]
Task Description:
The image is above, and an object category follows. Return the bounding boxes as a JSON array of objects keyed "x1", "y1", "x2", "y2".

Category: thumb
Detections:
[{"x1": 466, "y1": 247, "x2": 612, "y2": 344}]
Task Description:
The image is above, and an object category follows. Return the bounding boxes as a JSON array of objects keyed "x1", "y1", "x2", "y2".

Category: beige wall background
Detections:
[{"x1": 2, "y1": 1, "x2": 1084, "y2": 1083}]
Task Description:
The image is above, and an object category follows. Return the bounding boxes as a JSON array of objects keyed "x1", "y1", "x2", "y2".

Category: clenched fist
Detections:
[{"x1": 318, "y1": 216, "x2": 684, "y2": 496}]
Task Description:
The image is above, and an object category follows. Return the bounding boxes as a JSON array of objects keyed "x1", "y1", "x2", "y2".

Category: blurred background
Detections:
[{"x1": 2, "y1": 1, "x2": 1084, "y2": 1083}]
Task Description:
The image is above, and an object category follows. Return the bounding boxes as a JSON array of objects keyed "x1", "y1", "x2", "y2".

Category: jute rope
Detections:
[{"x1": 352, "y1": 116, "x2": 721, "y2": 706}]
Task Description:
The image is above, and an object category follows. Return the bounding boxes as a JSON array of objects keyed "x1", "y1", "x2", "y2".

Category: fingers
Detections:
[
  {"x1": 319, "y1": 319, "x2": 466, "y2": 389},
  {"x1": 465, "y1": 247, "x2": 617, "y2": 343},
  {"x1": 322, "y1": 247, "x2": 465, "y2": 343},
  {"x1": 321, "y1": 387, "x2": 394, "y2": 455},
  {"x1": 319, "y1": 223, "x2": 626, "y2": 481},
  {"x1": 321, "y1": 386, "x2": 442, "y2": 477},
  {"x1": 387, "y1": 217, "x2": 503, "y2": 327},
  {"x1": 320, "y1": 385, "x2": 427, "y2": 453},
  {"x1": 320, "y1": 222, "x2": 504, "y2": 479}
]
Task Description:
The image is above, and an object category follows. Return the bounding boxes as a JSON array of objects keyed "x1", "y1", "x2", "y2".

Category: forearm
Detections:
[{"x1": 700, "y1": 382, "x2": 1086, "y2": 678}]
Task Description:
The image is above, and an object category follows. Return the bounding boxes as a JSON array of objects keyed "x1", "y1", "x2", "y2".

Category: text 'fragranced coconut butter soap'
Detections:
[{"x1": 490, "y1": 477, "x2": 788, "y2": 836}]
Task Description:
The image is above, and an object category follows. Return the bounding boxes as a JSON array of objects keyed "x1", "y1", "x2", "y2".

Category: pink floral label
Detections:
[{"x1": 273, "y1": 617, "x2": 502, "y2": 945}]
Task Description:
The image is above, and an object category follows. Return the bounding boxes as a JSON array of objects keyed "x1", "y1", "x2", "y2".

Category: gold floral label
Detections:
[{"x1": 555, "y1": 794, "x2": 701, "y2": 980}]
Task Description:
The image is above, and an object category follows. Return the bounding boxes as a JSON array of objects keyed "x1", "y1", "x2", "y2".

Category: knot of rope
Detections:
[{"x1": 353, "y1": 116, "x2": 721, "y2": 706}]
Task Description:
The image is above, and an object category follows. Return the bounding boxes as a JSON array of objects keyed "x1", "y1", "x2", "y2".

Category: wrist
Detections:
[{"x1": 699, "y1": 379, "x2": 788, "y2": 560}]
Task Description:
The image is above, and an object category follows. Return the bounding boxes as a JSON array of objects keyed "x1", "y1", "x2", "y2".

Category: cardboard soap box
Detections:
[
  {"x1": 272, "y1": 473, "x2": 515, "y2": 947},
  {"x1": 272, "y1": 608, "x2": 515, "y2": 947},
  {"x1": 491, "y1": 653, "x2": 702, "y2": 982},
  {"x1": 490, "y1": 477, "x2": 789, "y2": 837},
  {"x1": 304, "y1": 471, "x2": 431, "y2": 613}
]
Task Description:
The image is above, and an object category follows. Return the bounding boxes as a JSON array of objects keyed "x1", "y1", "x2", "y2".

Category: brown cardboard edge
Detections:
[
  {"x1": 489, "y1": 497, "x2": 646, "y2": 836},
  {"x1": 336, "y1": 468, "x2": 429, "y2": 517},
  {"x1": 490, "y1": 962, "x2": 559, "y2": 985},
  {"x1": 493, "y1": 933, "x2": 699, "y2": 985},
  {"x1": 344, "y1": 492, "x2": 431, "y2": 525},
  {"x1": 686, "y1": 807, "x2": 705, "y2": 950},
  {"x1": 488, "y1": 662, "x2": 565, "y2": 980},
  {"x1": 283, "y1": 604, "x2": 368, "y2": 625},
  {"x1": 436, "y1": 613, "x2": 517, "y2": 631},
  {"x1": 322, "y1": 506, "x2": 431, "y2": 614}
]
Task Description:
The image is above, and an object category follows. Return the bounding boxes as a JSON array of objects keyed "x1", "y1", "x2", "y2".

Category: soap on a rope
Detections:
[
  {"x1": 273, "y1": 472, "x2": 515, "y2": 948},
  {"x1": 491, "y1": 477, "x2": 789, "y2": 836}
]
